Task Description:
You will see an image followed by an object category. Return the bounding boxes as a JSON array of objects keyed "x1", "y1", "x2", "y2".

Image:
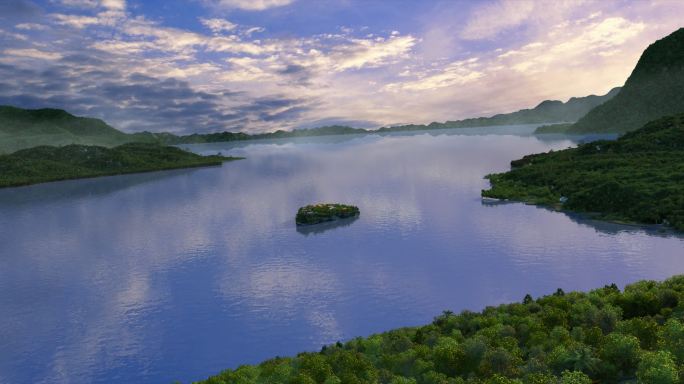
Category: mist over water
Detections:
[{"x1": 0, "y1": 126, "x2": 681, "y2": 383}]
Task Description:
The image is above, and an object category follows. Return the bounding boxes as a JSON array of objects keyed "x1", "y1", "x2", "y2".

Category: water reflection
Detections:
[
  {"x1": 481, "y1": 200, "x2": 681, "y2": 238},
  {"x1": 0, "y1": 126, "x2": 682, "y2": 384},
  {"x1": 296, "y1": 216, "x2": 360, "y2": 236}
]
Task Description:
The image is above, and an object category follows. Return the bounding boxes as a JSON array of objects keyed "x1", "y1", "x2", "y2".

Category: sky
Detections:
[{"x1": 0, "y1": 0, "x2": 682, "y2": 134}]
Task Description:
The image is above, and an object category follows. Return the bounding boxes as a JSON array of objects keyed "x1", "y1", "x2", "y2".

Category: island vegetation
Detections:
[
  {"x1": 200, "y1": 275, "x2": 684, "y2": 384},
  {"x1": 0, "y1": 142, "x2": 240, "y2": 188},
  {"x1": 296, "y1": 204, "x2": 360, "y2": 225},
  {"x1": 482, "y1": 114, "x2": 684, "y2": 231}
]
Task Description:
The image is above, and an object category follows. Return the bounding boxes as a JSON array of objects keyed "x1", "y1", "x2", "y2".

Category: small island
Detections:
[{"x1": 295, "y1": 203, "x2": 360, "y2": 225}]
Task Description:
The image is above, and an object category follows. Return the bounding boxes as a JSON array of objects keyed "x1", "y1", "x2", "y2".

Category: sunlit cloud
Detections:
[
  {"x1": 0, "y1": 0, "x2": 682, "y2": 133},
  {"x1": 203, "y1": 0, "x2": 294, "y2": 11},
  {"x1": 199, "y1": 17, "x2": 236, "y2": 34}
]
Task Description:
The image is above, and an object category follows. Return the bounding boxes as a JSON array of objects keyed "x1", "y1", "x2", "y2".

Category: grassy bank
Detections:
[
  {"x1": 199, "y1": 275, "x2": 684, "y2": 383},
  {"x1": 0, "y1": 142, "x2": 241, "y2": 188},
  {"x1": 482, "y1": 114, "x2": 684, "y2": 231}
]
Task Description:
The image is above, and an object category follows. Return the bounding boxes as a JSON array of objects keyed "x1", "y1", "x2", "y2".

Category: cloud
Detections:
[
  {"x1": 460, "y1": 0, "x2": 535, "y2": 40},
  {"x1": 57, "y1": 0, "x2": 125, "y2": 11},
  {"x1": 57, "y1": 0, "x2": 100, "y2": 8},
  {"x1": 330, "y1": 35, "x2": 417, "y2": 71},
  {"x1": 499, "y1": 17, "x2": 646, "y2": 74},
  {"x1": 101, "y1": 0, "x2": 125, "y2": 11},
  {"x1": 15, "y1": 23, "x2": 48, "y2": 30},
  {"x1": 53, "y1": 13, "x2": 100, "y2": 28},
  {"x1": 1, "y1": 0, "x2": 683, "y2": 135},
  {"x1": 385, "y1": 59, "x2": 484, "y2": 92},
  {"x1": 3, "y1": 48, "x2": 63, "y2": 60},
  {"x1": 204, "y1": 0, "x2": 294, "y2": 11},
  {"x1": 460, "y1": 0, "x2": 587, "y2": 40},
  {"x1": 200, "y1": 17, "x2": 236, "y2": 33}
]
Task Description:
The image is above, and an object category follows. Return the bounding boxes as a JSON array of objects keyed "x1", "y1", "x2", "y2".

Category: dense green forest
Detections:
[
  {"x1": 199, "y1": 275, "x2": 684, "y2": 384},
  {"x1": 0, "y1": 142, "x2": 239, "y2": 188},
  {"x1": 296, "y1": 204, "x2": 360, "y2": 225},
  {"x1": 482, "y1": 114, "x2": 684, "y2": 231},
  {"x1": 569, "y1": 28, "x2": 684, "y2": 133}
]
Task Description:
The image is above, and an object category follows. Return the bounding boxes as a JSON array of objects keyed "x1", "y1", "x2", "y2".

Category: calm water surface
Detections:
[{"x1": 0, "y1": 126, "x2": 682, "y2": 383}]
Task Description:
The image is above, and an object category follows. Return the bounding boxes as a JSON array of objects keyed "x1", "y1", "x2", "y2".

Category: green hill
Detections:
[
  {"x1": 482, "y1": 114, "x2": 684, "y2": 230},
  {"x1": 569, "y1": 28, "x2": 684, "y2": 133},
  {"x1": 0, "y1": 106, "x2": 145, "y2": 153},
  {"x1": 199, "y1": 275, "x2": 684, "y2": 384},
  {"x1": 0, "y1": 142, "x2": 239, "y2": 188}
]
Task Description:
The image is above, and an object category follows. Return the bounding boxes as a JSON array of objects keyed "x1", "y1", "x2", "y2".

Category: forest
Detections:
[
  {"x1": 0, "y1": 142, "x2": 239, "y2": 188},
  {"x1": 199, "y1": 275, "x2": 684, "y2": 384},
  {"x1": 482, "y1": 114, "x2": 684, "y2": 231}
]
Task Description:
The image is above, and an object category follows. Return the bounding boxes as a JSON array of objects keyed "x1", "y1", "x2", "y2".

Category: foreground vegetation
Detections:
[
  {"x1": 482, "y1": 114, "x2": 684, "y2": 231},
  {"x1": 0, "y1": 142, "x2": 239, "y2": 188},
  {"x1": 296, "y1": 204, "x2": 360, "y2": 225},
  {"x1": 200, "y1": 275, "x2": 684, "y2": 383}
]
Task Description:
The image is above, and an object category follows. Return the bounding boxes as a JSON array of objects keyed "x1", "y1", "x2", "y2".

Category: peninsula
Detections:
[
  {"x1": 0, "y1": 142, "x2": 240, "y2": 188},
  {"x1": 482, "y1": 114, "x2": 684, "y2": 231}
]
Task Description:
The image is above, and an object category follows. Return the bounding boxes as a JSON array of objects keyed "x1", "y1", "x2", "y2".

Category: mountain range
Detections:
[{"x1": 0, "y1": 88, "x2": 620, "y2": 153}]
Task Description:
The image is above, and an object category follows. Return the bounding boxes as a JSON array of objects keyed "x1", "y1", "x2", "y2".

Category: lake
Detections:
[{"x1": 1, "y1": 125, "x2": 682, "y2": 383}]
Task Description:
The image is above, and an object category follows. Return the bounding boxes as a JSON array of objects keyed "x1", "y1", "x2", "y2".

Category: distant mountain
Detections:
[
  {"x1": 0, "y1": 106, "x2": 140, "y2": 153},
  {"x1": 0, "y1": 85, "x2": 620, "y2": 152},
  {"x1": 164, "y1": 125, "x2": 368, "y2": 144},
  {"x1": 379, "y1": 87, "x2": 620, "y2": 133},
  {"x1": 569, "y1": 28, "x2": 684, "y2": 133}
]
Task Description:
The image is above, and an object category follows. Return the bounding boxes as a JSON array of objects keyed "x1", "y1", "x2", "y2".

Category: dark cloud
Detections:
[
  {"x1": 259, "y1": 105, "x2": 309, "y2": 122},
  {"x1": 279, "y1": 64, "x2": 307, "y2": 75},
  {"x1": 277, "y1": 63, "x2": 315, "y2": 86},
  {"x1": 0, "y1": 59, "x2": 313, "y2": 134},
  {"x1": 0, "y1": 2, "x2": 322, "y2": 135},
  {"x1": 60, "y1": 54, "x2": 106, "y2": 66}
]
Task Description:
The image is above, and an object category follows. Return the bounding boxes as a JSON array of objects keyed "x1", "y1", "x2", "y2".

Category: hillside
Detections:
[
  {"x1": 378, "y1": 88, "x2": 620, "y2": 133},
  {"x1": 482, "y1": 114, "x2": 684, "y2": 230},
  {"x1": 0, "y1": 142, "x2": 239, "y2": 188},
  {"x1": 0, "y1": 106, "x2": 145, "y2": 153},
  {"x1": 569, "y1": 28, "x2": 684, "y2": 133},
  {"x1": 167, "y1": 89, "x2": 619, "y2": 142},
  {"x1": 200, "y1": 275, "x2": 684, "y2": 384}
]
